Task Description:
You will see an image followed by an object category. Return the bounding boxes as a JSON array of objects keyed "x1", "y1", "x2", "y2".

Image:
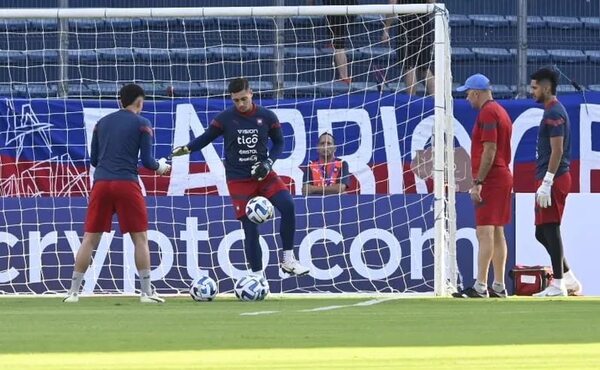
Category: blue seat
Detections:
[
  {"x1": 67, "y1": 83, "x2": 95, "y2": 97},
  {"x1": 469, "y1": 15, "x2": 509, "y2": 28},
  {"x1": 200, "y1": 80, "x2": 228, "y2": 97},
  {"x1": 207, "y1": 46, "x2": 245, "y2": 61},
  {"x1": 556, "y1": 84, "x2": 578, "y2": 93},
  {"x1": 0, "y1": 20, "x2": 28, "y2": 32},
  {"x1": 69, "y1": 19, "x2": 107, "y2": 32},
  {"x1": 349, "y1": 81, "x2": 379, "y2": 93},
  {"x1": 248, "y1": 80, "x2": 274, "y2": 97},
  {"x1": 548, "y1": 49, "x2": 587, "y2": 63},
  {"x1": 0, "y1": 50, "x2": 26, "y2": 65},
  {"x1": 585, "y1": 50, "x2": 600, "y2": 63},
  {"x1": 25, "y1": 50, "x2": 59, "y2": 64},
  {"x1": 140, "y1": 18, "x2": 181, "y2": 31},
  {"x1": 134, "y1": 48, "x2": 171, "y2": 63},
  {"x1": 28, "y1": 20, "x2": 58, "y2": 32},
  {"x1": 170, "y1": 48, "x2": 211, "y2": 63},
  {"x1": 28, "y1": 83, "x2": 58, "y2": 98},
  {"x1": 169, "y1": 82, "x2": 205, "y2": 97},
  {"x1": 358, "y1": 46, "x2": 395, "y2": 61},
  {"x1": 491, "y1": 84, "x2": 513, "y2": 99},
  {"x1": 505, "y1": 16, "x2": 546, "y2": 29},
  {"x1": 283, "y1": 80, "x2": 315, "y2": 98},
  {"x1": 449, "y1": 14, "x2": 471, "y2": 28},
  {"x1": 0, "y1": 84, "x2": 27, "y2": 97},
  {"x1": 245, "y1": 46, "x2": 275, "y2": 59},
  {"x1": 68, "y1": 49, "x2": 97, "y2": 64},
  {"x1": 96, "y1": 48, "x2": 135, "y2": 63},
  {"x1": 588, "y1": 84, "x2": 600, "y2": 92},
  {"x1": 315, "y1": 81, "x2": 352, "y2": 97},
  {"x1": 451, "y1": 47, "x2": 475, "y2": 61},
  {"x1": 284, "y1": 47, "x2": 322, "y2": 58},
  {"x1": 88, "y1": 82, "x2": 120, "y2": 97},
  {"x1": 581, "y1": 17, "x2": 600, "y2": 30},
  {"x1": 107, "y1": 18, "x2": 142, "y2": 31},
  {"x1": 472, "y1": 48, "x2": 512, "y2": 61},
  {"x1": 287, "y1": 16, "x2": 325, "y2": 28},
  {"x1": 509, "y1": 48, "x2": 550, "y2": 62},
  {"x1": 543, "y1": 16, "x2": 582, "y2": 30}
]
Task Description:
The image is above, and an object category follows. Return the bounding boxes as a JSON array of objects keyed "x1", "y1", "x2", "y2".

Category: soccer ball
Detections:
[
  {"x1": 245, "y1": 196, "x2": 274, "y2": 224},
  {"x1": 189, "y1": 276, "x2": 218, "y2": 302},
  {"x1": 234, "y1": 275, "x2": 270, "y2": 301}
]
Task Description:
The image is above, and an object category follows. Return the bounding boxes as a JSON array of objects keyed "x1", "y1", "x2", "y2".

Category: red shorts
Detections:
[
  {"x1": 85, "y1": 180, "x2": 148, "y2": 233},
  {"x1": 535, "y1": 172, "x2": 571, "y2": 225},
  {"x1": 227, "y1": 171, "x2": 288, "y2": 219},
  {"x1": 474, "y1": 181, "x2": 513, "y2": 226}
]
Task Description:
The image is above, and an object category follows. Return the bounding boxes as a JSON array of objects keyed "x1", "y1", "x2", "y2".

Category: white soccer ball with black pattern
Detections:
[
  {"x1": 245, "y1": 196, "x2": 274, "y2": 224},
  {"x1": 234, "y1": 275, "x2": 270, "y2": 301},
  {"x1": 189, "y1": 276, "x2": 218, "y2": 302}
]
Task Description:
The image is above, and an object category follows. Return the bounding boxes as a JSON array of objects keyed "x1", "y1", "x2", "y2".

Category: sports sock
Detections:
[
  {"x1": 552, "y1": 278, "x2": 564, "y2": 289},
  {"x1": 139, "y1": 269, "x2": 152, "y2": 295},
  {"x1": 492, "y1": 281, "x2": 505, "y2": 292},
  {"x1": 68, "y1": 271, "x2": 85, "y2": 294},
  {"x1": 283, "y1": 250, "x2": 294, "y2": 263},
  {"x1": 241, "y1": 216, "x2": 262, "y2": 272},
  {"x1": 474, "y1": 281, "x2": 487, "y2": 294},
  {"x1": 269, "y1": 191, "x2": 296, "y2": 251}
]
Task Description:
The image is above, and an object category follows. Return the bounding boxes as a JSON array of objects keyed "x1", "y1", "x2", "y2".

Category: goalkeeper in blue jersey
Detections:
[{"x1": 171, "y1": 78, "x2": 310, "y2": 277}]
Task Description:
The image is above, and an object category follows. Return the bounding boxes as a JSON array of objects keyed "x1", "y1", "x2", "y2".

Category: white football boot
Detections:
[
  {"x1": 140, "y1": 290, "x2": 165, "y2": 303},
  {"x1": 280, "y1": 257, "x2": 310, "y2": 276},
  {"x1": 533, "y1": 284, "x2": 567, "y2": 297},
  {"x1": 566, "y1": 279, "x2": 583, "y2": 296},
  {"x1": 62, "y1": 292, "x2": 79, "y2": 303}
]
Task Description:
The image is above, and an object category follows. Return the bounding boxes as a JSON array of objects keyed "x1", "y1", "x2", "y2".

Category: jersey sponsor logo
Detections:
[
  {"x1": 237, "y1": 128, "x2": 259, "y2": 149},
  {"x1": 238, "y1": 149, "x2": 258, "y2": 155},
  {"x1": 239, "y1": 155, "x2": 258, "y2": 162}
]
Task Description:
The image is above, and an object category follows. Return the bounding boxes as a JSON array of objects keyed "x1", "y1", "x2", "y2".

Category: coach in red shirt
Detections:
[{"x1": 453, "y1": 74, "x2": 513, "y2": 298}]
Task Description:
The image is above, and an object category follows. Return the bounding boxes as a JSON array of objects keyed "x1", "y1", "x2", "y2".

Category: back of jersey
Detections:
[{"x1": 93, "y1": 109, "x2": 150, "y2": 182}]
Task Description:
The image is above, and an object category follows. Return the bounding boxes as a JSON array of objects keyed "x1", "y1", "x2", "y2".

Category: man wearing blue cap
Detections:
[{"x1": 453, "y1": 74, "x2": 514, "y2": 298}]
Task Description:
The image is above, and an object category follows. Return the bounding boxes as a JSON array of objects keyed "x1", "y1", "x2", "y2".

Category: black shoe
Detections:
[
  {"x1": 452, "y1": 286, "x2": 489, "y2": 298},
  {"x1": 488, "y1": 288, "x2": 508, "y2": 298}
]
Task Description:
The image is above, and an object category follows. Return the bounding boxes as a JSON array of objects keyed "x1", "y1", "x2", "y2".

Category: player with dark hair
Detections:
[
  {"x1": 452, "y1": 74, "x2": 513, "y2": 298},
  {"x1": 383, "y1": 0, "x2": 436, "y2": 95},
  {"x1": 303, "y1": 132, "x2": 351, "y2": 195},
  {"x1": 171, "y1": 78, "x2": 310, "y2": 278},
  {"x1": 529, "y1": 67, "x2": 582, "y2": 297},
  {"x1": 64, "y1": 84, "x2": 171, "y2": 303}
]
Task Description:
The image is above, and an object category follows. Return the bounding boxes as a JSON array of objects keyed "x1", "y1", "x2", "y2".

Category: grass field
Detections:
[{"x1": 1, "y1": 296, "x2": 600, "y2": 369}]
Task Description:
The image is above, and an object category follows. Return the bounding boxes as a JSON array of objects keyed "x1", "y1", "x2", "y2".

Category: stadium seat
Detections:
[
  {"x1": 581, "y1": 17, "x2": 600, "y2": 30},
  {"x1": 472, "y1": 47, "x2": 512, "y2": 61},
  {"x1": 509, "y1": 48, "x2": 550, "y2": 63},
  {"x1": 249, "y1": 80, "x2": 274, "y2": 98},
  {"x1": 88, "y1": 82, "x2": 120, "y2": 97},
  {"x1": 28, "y1": 19, "x2": 58, "y2": 32},
  {"x1": 556, "y1": 84, "x2": 578, "y2": 93},
  {"x1": 0, "y1": 50, "x2": 26, "y2": 65},
  {"x1": 25, "y1": 50, "x2": 60, "y2": 64},
  {"x1": 0, "y1": 20, "x2": 28, "y2": 32},
  {"x1": 285, "y1": 47, "x2": 322, "y2": 58},
  {"x1": 67, "y1": 83, "x2": 95, "y2": 97},
  {"x1": 548, "y1": 49, "x2": 587, "y2": 63},
  {"x1": 451, "y1": 47, "x2": 475, "y2": 61},
  {"x1": 69, "y1": 19, "x2": 107, "y2": 32},
  {"x1": 287, "y1": 16, "x2": 326, "y2": 28},
  {"x1": 134, "y1": 48, "x2": 171, "y2": 63},
  {"x1": 96, "y1": 48, "x2": 135, "y2": 63},
  {"x1": 283, "y1": 80, "x2": 315, "y2": 98},
  {"x1": 469, "y1": 15, "x2": 509, "y2": 28},
  {"x1": 491, "y1": 84, "x2": 513, "y2": 99},
  {"x1": 449, "y1": 14, "x2": 471, "y2": 28},
  {"x1": 349, "y1": 81, "x2": 379, "y2": 93},
  {"x1": 108, "y1": 18, "x2": 143, "y2": 31},
  {"x1": 505, "y1": 16, "x2": 547, "y2": 29},
  {"x1": 206, "y1": 46, "x2": 246, "y2": 61},
  {"x1": 140, "y1": 18, "x2": 181, "y2": 31},
  {"x1": 588, "y1": 84, "x2": 600, "y2": 92},
  {"x1": 170, "y1": 48, "x2": 211, "y2": 63},
  {"x1": 244, "y1": 46, "x2": 275, "y2": 59},
  {"x1": 200, "y1": 80, "x2": 228, "y2": 96},
  {"x1": 315, "y1": 81, "x2": 352, "y2": 97},
  {"x1": 585, "y1": 50, "x2": 600, "y2": 63},
  {"x1": 358, "y1": 46, "x2": 396, "y2": 62},
  {"x1": 28, "y1": 83, "x2": 58, "y2": 98},
  {"x1": 169, "y1": 81, "x2": 205, "y2": 97},
  {"x1": 68, "y1": 49, "x2": 97, "y2": 64},
  {"x1": 0, "y1": 83, "x2": 26, "y2": 97},
  {"x1": 543, "y1": 16, "x2": 582, "y2": 30}
]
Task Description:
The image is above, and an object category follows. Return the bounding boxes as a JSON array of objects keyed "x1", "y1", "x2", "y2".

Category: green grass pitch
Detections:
[{"x1": 1, "y1": 297, "x2": 599, "y2": 369}]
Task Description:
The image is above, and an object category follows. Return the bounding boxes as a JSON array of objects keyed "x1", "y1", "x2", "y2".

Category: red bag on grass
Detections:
[{"x1": 510, "y1": 265, "x2": 553, "y2": 296}]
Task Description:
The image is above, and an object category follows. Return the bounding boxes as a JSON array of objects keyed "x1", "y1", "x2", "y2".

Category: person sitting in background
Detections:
[{"x1": 303, "y1": 132, "x2": 350, "y2": 195}]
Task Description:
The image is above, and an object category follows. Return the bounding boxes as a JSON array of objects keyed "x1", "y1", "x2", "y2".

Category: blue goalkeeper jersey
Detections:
[
  {"x1": 91, "y1": 109, "x2": 158, "y2": 182},
  {"x1": 536, "y1": 98, "x2": 571, "y2": 180},
  {"x1": 186, "y1": 104, "x2": 283, "y2": 180}
]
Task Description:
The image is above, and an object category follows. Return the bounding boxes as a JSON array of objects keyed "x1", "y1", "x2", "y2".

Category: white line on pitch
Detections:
[
  {"x1": 299, "y1": 297, "x2": 398, "y2": 312},
  {"x1": 239, "y1": 310, "x2": 280, "y2": 316}
]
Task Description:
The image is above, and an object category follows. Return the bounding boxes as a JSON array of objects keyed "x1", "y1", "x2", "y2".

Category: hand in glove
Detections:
[{"x1": 251, "y1": 159, "x2": 273, "y2": 181}]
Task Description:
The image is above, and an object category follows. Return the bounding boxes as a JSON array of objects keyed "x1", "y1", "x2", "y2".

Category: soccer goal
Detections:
[{"x1": 0, "y1": 4, "x2": 456, "y2": 297}]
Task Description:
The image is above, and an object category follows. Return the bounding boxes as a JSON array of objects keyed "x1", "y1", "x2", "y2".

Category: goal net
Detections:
[{"x1": 0, "y1": 4, "x2": 456, "y2": 296}]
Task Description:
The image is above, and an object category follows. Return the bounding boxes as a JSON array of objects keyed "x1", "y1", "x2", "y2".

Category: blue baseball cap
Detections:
[{"x1": 456, "y1": 73, "x2": 491, "y2": 92}]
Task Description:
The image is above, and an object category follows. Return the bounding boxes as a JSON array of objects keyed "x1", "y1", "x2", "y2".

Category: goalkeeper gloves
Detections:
[
  {"x1": 536, "y1": 171, "x2": 554, "y2": 208},
  {"x1": 251, "y1": 159, "x2": 273, "y2": 181},
  {"x1": 156, "y1": 157, "x2": 171, "y2": 176},
  {"x1": 171, "y1": 146, "x2": 190, "y2": 157}
]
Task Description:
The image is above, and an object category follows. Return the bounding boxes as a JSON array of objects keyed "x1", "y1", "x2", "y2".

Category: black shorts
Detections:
[{"x1": 396, "y1": 14, "x2": 434, "y2": 70}]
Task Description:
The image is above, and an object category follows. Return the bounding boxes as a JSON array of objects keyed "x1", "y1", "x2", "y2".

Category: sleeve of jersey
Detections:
[
  {"x1": 139, "y1": 123, "x2": 159, "y2": 170},
  {"x1": 186, "y1": 120, "x2": 224, "y2": 152},
  {"x1": 340, "y1": 161, "x2": 351, "y2": 186},
  {"x1": 90, "y1": 124, "x2": 99, "y2": 167},
  {"x1": 268, "y1": 120, "x2": 284, "y2": 162},
  {"x1": 478, "y1": 108, "x2": 498, "y2": 144},
  {"x1": 543, "y1": 109, "x2": 566, "y2": 137}
]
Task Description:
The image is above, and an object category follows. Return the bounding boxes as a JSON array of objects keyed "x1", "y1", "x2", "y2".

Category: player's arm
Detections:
[
  {"x1": 303, "y1": 161, "x2": 349, "y2": 195},
  {"x1": 536, "y1": 111, "x2": 566, "y2": 207},
  {"x1": 171, "y1": 120, "x2": 223, "y2": 156},
  {"x1": 90, "y1": 124, "x2": 99, "y2": 167},
  {"x1": 139, "y1": 123, "x2": 170, "y2": 175}
]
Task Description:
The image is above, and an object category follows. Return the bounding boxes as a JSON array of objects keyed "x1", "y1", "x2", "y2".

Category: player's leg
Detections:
[
  {"x1": 114, "y1": 181, "x2": 163, "y2": 303},
  {"x1": 490, "y1": 226, "x2": 508, "y2": 297},
  {"x1": 65, "y1": 181, "x2": 113, "y2": 302},
  {"x1": 240, "y1": 216, "x2": 263, "y2": 273},
  {"x1": 327, "y1": 15, "x2": 351, "y2": 83}
]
